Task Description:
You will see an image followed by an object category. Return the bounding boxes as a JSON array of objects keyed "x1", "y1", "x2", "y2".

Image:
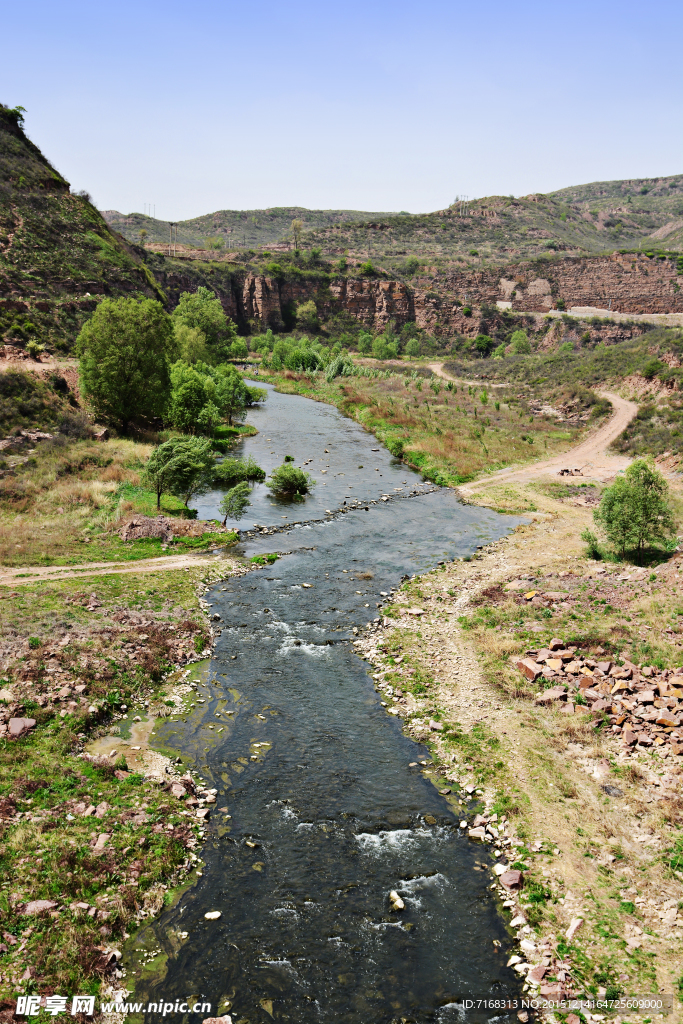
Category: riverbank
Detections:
[
  {"x1": 363, "y1": 477, "x2": 683, "y2": 1009},
  {"x1": 0, "y1": 555, "x2": 246, "y2": 1003},
  {"x1": 257, "y1": 365, "x2": 598, "y2": 489}
]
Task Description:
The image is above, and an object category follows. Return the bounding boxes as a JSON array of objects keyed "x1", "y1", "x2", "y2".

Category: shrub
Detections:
[
  {"x1": 474, "y1": 335, "x2": 495, "y2": 358},
  {"x1": 642, "y1": 357, "x2": 665, "y2": 380},
  {"x1": 510, "y1": 329, "x2": 531, "y2": 355},
  {"x1": 267, "y1": 463, "x2": 314, "y2": 497},
  {"x1": 593, "y1": 458, "x2": 676, "y2": 559},
  {"x1": 359, "y1": 261, "x2": 375, "y2": 276},
  {"x1": 213, "y1": 455, "x2": 265, "y2": 487}
]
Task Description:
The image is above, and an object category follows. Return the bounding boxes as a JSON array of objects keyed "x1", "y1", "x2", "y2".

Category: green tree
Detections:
[
  {"x1": 405, "y1": 338, "x2": 421, "y2": 358},
  {"x1": 372, "y1": 336, "x2": 388, "y2": 360},
  {"x1": 171, "y1": 287, "x2": 237, "y2": 362},
  {"x1": 492, "y1": 342, "x2": 507, "y2": 359},
  {"x1": 593, "y1": 458, "x2": 676, "y2": 559},
  {"x1": 357, "y1": 331, "x2": 373, "y2": 355},
  {"x1": 218, "y1": 481, "x2": 251, "y2": 526},
  {"x1": 77, "y1": 297, "x2": 174, "y2": 430},
  {"x1": 474, "y1": 334, "x2": 495, "y2": 357},
  {"x1": 267, "y1": 463, "x2": 314, "y2": 497},
  {"x1": 510, "y1": 329, "x2": 531, "y2": 354},
  {"x1": 296, "y1": 300, "x2": 319, "y2": 333},
  {"x1": 145, "y1": 436, "x2": 214, "y2": 510},
  {"x1": 291, "y1": 219, "x2": 303, "y2": 250},
  {"x1": 229, "y1": 338, "x2": 249, "y2": 360},
  {"x1": 169, "y1": 362, "x2": 208, "y2": 433},
  {"x1": 174, "y1": 323, "x2": 211, "y2": 364}
]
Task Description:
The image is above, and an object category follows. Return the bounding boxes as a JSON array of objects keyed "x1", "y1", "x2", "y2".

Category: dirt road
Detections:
[
  {"x1": 0, "y1": 551, "x2": 225, "y2": 586},
  {"x1": 427, "y1": 362, "x2": 638, "y2": 492}
]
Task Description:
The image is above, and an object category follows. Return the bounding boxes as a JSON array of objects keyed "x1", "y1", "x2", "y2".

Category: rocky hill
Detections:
[
  {"x1": 0, "y1": 104, "x2": 161, "y2": 351},
  {"x1": 103, "y1": 175, "x2": 683, "y2": 271}
]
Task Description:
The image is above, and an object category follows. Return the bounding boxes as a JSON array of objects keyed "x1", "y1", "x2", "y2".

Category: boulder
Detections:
[
  {"x1": 548, "y1": 638, "x2": 564, "y2": 651},
  {"x1": 170, "y1": 783, "x2": 187, "y2": 799},
  {"x1": 428, "y1": 719, "x2": 444, "y2": 731},
  {"x1": 120, "y1": 516, "x2": 175, "y2": 544},
  {"x1": 8, "y1": 717, "x2": 36, "y2": 739},
  {"x1": 535, "y1": 686, "x2": 566, "y2": 705},
  {"x1": 468, "y1": 826, "x2": 486, "y2": 840},
  {"x1": 565, "y1": 917, "x2": 583, "y2": 941},
  {"x1": 516, "y1": 659, "x2": 543, "y2": 682},
  {"x1": 22, "y1": 900, "x2": 58, "y2": 915},
  {"x1": 500, "y1": 869, "x2": 523, "y2": 890}
]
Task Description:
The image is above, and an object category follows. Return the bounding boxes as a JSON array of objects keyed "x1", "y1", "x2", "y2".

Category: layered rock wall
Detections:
[
  {"x1": 441, "y1": 253, "x2": 683, "y2": 316},
  {"x1": 154, "y1": 252, "x2": 683, "y2": 339}
]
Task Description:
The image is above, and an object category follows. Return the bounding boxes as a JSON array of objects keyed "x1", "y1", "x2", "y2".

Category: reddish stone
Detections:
[
  {"x1": 500, "y1": 869, "x2": 523, "y2": 890},
  {"x1": 8, "y1": 717, "x2": 36, "y2": 739}
]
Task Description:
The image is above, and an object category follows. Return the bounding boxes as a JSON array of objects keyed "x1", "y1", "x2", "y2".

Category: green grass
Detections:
[{"x1": 0, "y1": 567, "x2": 213, "y2": 999}]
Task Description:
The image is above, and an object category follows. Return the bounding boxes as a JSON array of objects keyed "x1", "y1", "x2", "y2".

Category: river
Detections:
[{"x1": 136, "y1": 383, "x2": 525, "y2": 1023}]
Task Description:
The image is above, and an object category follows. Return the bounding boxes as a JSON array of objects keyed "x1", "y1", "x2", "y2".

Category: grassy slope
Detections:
[
  {"x1": 102, "y1": 206, "x2": 405, "y2": 250},
  {"x1": 0, "y1": 106, "x2": 163, "y2": 351}
]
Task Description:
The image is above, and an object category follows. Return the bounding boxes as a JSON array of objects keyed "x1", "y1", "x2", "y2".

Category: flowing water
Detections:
[{"x1": 135, "y1": 384, "x2": 525, "y2": 1022}]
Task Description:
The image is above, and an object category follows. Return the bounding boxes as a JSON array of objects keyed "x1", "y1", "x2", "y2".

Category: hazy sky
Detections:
[{"x1": 3, "y1": 0, "x2": 682, "y2": 220}]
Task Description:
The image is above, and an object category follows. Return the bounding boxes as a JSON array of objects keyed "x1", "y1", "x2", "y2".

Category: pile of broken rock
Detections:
[{"x1": 515, "y1": 637, "x2": 683, "y2": 753}]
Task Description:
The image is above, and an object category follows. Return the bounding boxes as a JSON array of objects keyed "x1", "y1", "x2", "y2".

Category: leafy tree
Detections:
[
  {"x1": 145, "y1": 436, "x2": 215, "y2": 510},
  {"x1": 171, "y1": 287, "x2": 237, "y2": 362},
  {"x1": 175, "y1": 323, "x2": 211, "y2": 364},
  {"x1": 405, "y1": 338, "x2": 421, "y2": 358},
  {"x1": 492, "y1": 342, "x2": 507, "y2": 359},
  {"x1": 356, "y1": 331, "x2": 372, "y2": 355},
  {"x1": 267, "y1": 463, "x2": 314, "y2": 497},
  {"x1": 474, "y1": 334, "x2": 495, "y2": 357},
  {"x1": 593, "y1": 458, "x2": 676, "y2": 559},
  {"x1": 372, "y1": 336, "x2": 388, "y2": 360},
  {"x1": 218, "y1": 481, "x2": 251, "y2": 525},
  {"x1": 229, "y1": 339, "x2": 249, "y2": 360},
  {"x1": 169, "y1": 363, "x2": 208, "y2": 432},
  {"x1": 205, "y1": 236, "x2": 224, "y2": 250},
  {"x1": 510, "y1": 329, "x2": 531, "y2": 354},
  {"x1": 360, "y1": 260, "x2": 375, "y2": 276},
  {"x1": 291, "y1": 219, "x2": 303, "y2": 250},
  {"x1": 296, "y1": 300, "x2": 319, "y2": 333},
  {"x1": 77, "y1": 297, "x2": 174, "y2": 430}
]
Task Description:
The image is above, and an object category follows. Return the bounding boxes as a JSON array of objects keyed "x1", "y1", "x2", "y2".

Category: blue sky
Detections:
[{"x1": 3, "y1": 0, "x2": 682, "y2": 219}]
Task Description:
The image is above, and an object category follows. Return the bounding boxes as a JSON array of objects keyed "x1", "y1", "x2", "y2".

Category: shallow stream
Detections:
[{"x1": 136, "y1": 384, "x2": 524, "y2": 1022}]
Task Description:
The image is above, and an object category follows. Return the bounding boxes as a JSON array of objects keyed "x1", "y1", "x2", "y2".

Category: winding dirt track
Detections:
[{"x1": 427, "y1": 362, "x2": 638, "y2": 493}]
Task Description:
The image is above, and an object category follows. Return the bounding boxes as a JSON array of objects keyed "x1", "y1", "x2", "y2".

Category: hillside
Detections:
[
  {"x1": 102, "y1": 206, "x2": 405, "y2": 251},
  {"x1": 103, "y1": 174, "x2": 683, "y2": 272},
  {"x1": 0, "y1": 104, "x2": 161, "y2": 351}
]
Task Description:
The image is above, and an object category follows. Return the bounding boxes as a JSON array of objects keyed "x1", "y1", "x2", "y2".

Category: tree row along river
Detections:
[{"x1": 137, "y1": 383, "x2": 525, "y2": 1023}]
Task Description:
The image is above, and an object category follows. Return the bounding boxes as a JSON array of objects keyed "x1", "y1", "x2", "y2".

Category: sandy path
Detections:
[
  {"x1": 0, "y1": 552, "x2": 224, "y2": 586},
  {"x1": 426, "y1": 363, "x2": 638, "y2": 490}
]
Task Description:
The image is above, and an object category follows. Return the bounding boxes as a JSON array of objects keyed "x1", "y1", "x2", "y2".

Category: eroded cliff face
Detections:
[
  {"x1": 440, "y1": 252, "x2": 683, "y2": 316},
  {"x1": 154, "y1": 251, "x2": 683, "y2": 341}
]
